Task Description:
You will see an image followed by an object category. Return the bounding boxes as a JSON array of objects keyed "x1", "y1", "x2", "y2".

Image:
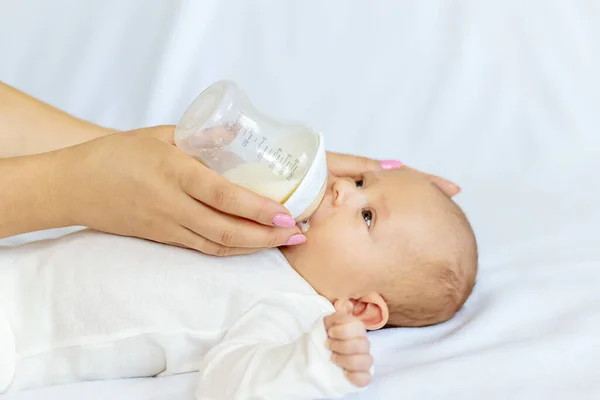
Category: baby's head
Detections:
[{"x1": 281, "y1": 169, "x2": 477, "y2": 329}]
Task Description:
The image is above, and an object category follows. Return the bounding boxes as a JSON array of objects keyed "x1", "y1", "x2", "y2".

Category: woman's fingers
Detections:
[
  {"x1": 327, "y1": 152, "x2": 461, "y2": 198},
  {"x1": 168, "y1": 225, "x2": 263, "y2": 256},
  {"x1": 181, "y1": 126, "x2": 238, "y2": 150},
  {"x1": 176, "y1": 195, "x2": 303, "y2": 249},
  {"x1": 121, "y1": 220, "x2": 260, "y2": 256},
  {"x1": 326, "y1": 152, "x2": 383, "y2": 177},
  {"x1": 180, "y1": 162, "x2": 296, "y2": 228},
  {"x1": 426, "y1": 173, "x2": 461, "y2": 197},
  {"x1": 400, "y1": 166, "x2": 461, "y2": 197}
]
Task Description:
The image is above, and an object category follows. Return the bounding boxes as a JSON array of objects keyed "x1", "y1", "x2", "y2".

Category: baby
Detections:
[{"x1": 0, "y1": 169, "x2": 477, "y2": 399}]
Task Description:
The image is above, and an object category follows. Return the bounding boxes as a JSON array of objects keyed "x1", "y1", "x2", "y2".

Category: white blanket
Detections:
[{"x1": 1, "y1": 0, "x2": 599, "y2": 399}]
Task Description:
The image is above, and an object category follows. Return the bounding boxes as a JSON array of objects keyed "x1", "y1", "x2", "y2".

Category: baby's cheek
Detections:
[
  {"x1": 305, "y1": 205, "x2": 354, "y2": 244},
  {"x1": 309, "y1": 205, "x2": 330, "y2": 225},
  {"x1": 313, "y1": 227, "x2": 356, "y2": 261},
  {"x1": 300, "y1": 229, "x2": 336, "y2": 261}
]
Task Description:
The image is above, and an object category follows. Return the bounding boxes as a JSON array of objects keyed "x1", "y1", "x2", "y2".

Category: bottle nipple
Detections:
[{"x1": 298, "y1": 219, "x2": 311, "y2": 233}]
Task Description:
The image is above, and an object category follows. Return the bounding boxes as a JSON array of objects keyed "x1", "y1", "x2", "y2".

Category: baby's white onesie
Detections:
[{"x1": 0, "y1": 230, "x2": 360, "y2": 399}]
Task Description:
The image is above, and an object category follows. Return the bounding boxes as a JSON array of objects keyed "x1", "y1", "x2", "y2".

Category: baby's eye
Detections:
[
  {"x1": 355, "y1": 179, "x2": 364, "y2": 188},
  {"x1": 362, "y1": 209, "x2": 373, "y2": 228}
]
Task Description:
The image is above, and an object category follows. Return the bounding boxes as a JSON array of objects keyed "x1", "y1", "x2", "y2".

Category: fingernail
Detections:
[
  {"x1": 273, "y1": 213, "x2": 296, "y2": 227},
  {"x1": 379, "y1": 160, "x2": 403, "y2": 170},
  {"x1": 285, "y1": 234, "x2": 307, "y2": 246}
]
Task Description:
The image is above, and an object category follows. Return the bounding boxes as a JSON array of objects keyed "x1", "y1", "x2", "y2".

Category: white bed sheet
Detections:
[{"x1": 1, "y1": 0, "x2": 599, "y2": 399}]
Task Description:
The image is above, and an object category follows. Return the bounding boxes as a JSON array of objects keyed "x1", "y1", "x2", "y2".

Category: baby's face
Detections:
[{"x1": 282, "y1": 170, "x2": 454, "y2": 308}]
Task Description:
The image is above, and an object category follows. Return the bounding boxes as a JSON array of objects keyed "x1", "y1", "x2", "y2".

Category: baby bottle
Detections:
[{"x1": 174, "y1": 80, "x2": 328, "y2": 222}]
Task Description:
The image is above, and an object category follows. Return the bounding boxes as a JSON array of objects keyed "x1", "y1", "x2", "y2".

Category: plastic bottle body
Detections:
[{"x1": 174, "y1": 81, "x2": 327, "y2": 220}]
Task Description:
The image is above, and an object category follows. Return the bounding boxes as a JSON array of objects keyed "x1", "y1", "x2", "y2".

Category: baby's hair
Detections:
[{"x1": 384, "y1": 187, "x2": 478, "y2": 328}]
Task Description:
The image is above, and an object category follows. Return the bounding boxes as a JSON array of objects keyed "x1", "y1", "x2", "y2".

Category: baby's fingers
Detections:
[
  {"x1": 324, "y1": 299, "x2": 356, "y2": 329},
  {"x1": 324, "y1": 310, "x2": 353, "y2": 330},
  {"x1": 332, "y1": 353, "x2": 373, "y2": 372},
  {"x1": 327, "y1": 320, "x2": 366, "y2": 340},
  {"x1": 327, "y1": 337, "x2": 370, "y2": 355},
  {"x1": 344, "y1": 371, "x2": 372, "y2": 388}
]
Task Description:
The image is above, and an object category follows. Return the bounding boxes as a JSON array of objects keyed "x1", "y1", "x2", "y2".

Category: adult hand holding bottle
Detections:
[{"x1": 0, "y1": 83, "x2": 459, "y2": 255}]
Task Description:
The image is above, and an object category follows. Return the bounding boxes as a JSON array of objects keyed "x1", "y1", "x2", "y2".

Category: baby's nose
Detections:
[{"x1": 332, "y1": 178, "x2": 356, "y2": 207}]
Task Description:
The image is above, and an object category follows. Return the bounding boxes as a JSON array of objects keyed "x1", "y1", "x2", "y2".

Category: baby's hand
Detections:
[{"x1": 324, "y1": 300, "x2": 373, "y2": 387}]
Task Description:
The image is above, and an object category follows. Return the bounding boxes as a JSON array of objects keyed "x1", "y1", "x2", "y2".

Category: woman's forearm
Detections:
[
  {"x1": 0, "y1": 81, "x2": 112, "y2": 157},
  {"x1": 0, "y1": 152, "x2": 69, "y2": 238}
]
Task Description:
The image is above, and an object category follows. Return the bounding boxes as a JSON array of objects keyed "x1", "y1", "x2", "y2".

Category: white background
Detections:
[{"x1": 1, "y1": 1, "x2": 599, "y2": 399}]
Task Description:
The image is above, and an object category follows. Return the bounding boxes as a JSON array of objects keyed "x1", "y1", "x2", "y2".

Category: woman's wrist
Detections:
[
  {"x1": 0, "y1": 151, "x2": 72, "y2": 238},
  {"x1": 0, "y1": 82, "x2": 116, "y2": 157}
]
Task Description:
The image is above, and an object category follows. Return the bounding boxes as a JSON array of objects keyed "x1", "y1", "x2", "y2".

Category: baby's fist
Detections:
[{"x1": 324, "y1": 300, "x2": 373, "y2": 387}]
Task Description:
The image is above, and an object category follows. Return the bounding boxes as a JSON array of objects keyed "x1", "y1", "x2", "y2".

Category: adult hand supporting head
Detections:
[
  {"x1": 326, "y1": 152, "x2": 461, "y2": 197},
  {"x1": 54, "y1": 126, "x2": 304, "y2": 256}
]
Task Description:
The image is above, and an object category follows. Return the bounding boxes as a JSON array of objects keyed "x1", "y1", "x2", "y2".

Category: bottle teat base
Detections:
[
  {"x1": 291, "y1": 178, "x2": 327, "y2": 223},
  {"x1": 298, "y1": 219, "x2": 311, "y2": 233}
]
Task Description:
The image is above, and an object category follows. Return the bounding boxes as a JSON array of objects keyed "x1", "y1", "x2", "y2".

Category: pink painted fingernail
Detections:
[
  {"x1": 379, "y1": 160, "x2": 403, "y2": 170},
  {"x1": 273, "y1": 214, "x2": 296, "y2": 227},
  {"x1": 285, "y1": 234, "x2": 307, "y2": 246}
]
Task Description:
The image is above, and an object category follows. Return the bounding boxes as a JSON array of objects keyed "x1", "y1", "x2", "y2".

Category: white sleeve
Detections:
[
  {"x1": 195, "y1": 296, "x2": 364, "y2": 400},
  {"x1": 0, "y1": 308, "x2": 16, "y2": 394}
]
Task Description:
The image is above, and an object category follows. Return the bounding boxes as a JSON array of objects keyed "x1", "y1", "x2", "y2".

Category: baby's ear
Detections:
[{"x1": 351, "y1": 293, "x2": 389, "y2": 330}]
